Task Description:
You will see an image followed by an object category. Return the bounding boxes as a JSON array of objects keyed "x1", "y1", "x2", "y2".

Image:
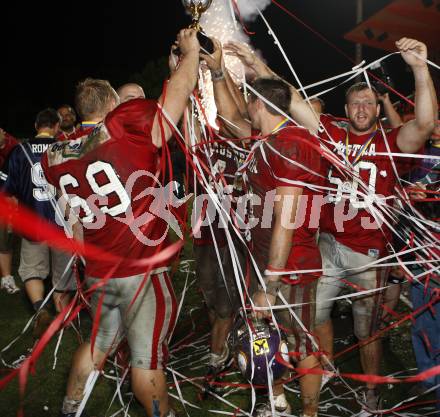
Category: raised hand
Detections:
[
  {"x1": 396, "y1": 38, "x2": 427, "y2": 68},
  {"x1": 224, "y1": 41, "x2": 272, "y2": 78},
  {"x1": 224, "y1": 41, "x2": 256, "y2": 67},
  {"x1": 176, "y1": 28, "x2": 200, "y2": 56},
  {"x1": 200, "y1": 38, "x2": 223, "y2": 71},
  {"x1": 252, "y1": 290, "x2": 276, "y2": 320}
]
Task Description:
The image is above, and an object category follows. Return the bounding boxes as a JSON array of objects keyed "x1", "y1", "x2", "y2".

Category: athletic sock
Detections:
[{"x1": 273, "y1": 392, "x2": 288, "y2": 409}]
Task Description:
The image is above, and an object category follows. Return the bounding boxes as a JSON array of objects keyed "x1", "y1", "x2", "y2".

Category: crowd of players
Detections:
[{"x1": 0, "y1": 28, "x2": 439, "y2": 417}]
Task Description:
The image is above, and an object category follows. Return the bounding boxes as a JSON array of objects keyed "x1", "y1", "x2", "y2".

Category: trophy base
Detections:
[{"x1": 174, "y1": 31, "x2": 214, "y2": 56}]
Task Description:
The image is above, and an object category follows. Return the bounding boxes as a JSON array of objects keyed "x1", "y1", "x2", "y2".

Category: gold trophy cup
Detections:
[{"x1": 177, "y1": 0, "x2": 214, "y2": 54}]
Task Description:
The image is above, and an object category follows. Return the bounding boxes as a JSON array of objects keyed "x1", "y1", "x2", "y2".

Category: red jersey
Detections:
[
  {"x1": 319, "y1": 114, "x2": 412, "y2": 255},
  {"x1": 42, "y1": 99, "x2": 173, "y2": 278},
  {"x1": 192, "y1": 135, "x2": 247, "y2": 247},
  {"x1": 245, "y1": 126, "x2": 326, "y2": 279},
  {"x1": 57, "y1": 128, "x2": 76, "y2": 141},
  {"x1": 63, "y1": 124, "x2": 96, "y2": 140}
]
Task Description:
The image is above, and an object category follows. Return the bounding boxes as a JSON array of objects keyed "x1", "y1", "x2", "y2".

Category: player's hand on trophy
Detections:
[
  {"x1": 252, "y1": 290, "x2": 276, "y2": 320},
  {"x1": 200, "y1": 38, "x2": 223, "y2": 71},
  {"x1": 396, "y1": 38, "x2": 427, "y2": 68},
  {"x1": 176, "y1": 28, "x2": 200, "y2": 56}
]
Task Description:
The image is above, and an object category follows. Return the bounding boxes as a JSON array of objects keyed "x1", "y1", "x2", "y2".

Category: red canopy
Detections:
[{"x1": 344, "y1": 0, "x2": 440, "y2": 52}]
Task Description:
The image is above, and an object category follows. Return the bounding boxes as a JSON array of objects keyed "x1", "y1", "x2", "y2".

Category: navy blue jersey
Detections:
[{"x1": 4, "y1": 137, "x2": 57, "y2": 223}]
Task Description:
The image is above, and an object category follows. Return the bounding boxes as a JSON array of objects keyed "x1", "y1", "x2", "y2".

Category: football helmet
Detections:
[{"x1": 231, "y1": 317, "x2": 289, "y2": 385}]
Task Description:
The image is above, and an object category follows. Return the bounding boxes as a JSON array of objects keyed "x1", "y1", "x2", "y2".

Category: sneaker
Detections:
[
  {"x1": 201, "y1": 364, "x2": 227, "y2": 398},
  {"x1": 208, "y1": 342, "x2": 231, "y2": 369},
  {"x1": 1, "y1": 275, "x2": 19, "y2": 294},
  {"x1": 356, "y1": 388, "x2": 382, "y2": 416},
  {"x1": 321, "y1": 365, "x2": 338, "y2": 390},
  {"x1": 202, "y1": 343, "x2": 233, "y2": 398},
  {"x1": 33, "y1": 309, "x2": 53, "y2": 339},
  {"x1": 254, "y1": 395, "x2": 292, "y2": 416}
]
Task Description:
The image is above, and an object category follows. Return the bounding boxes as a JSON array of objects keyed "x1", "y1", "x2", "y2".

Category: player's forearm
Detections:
[
  {"x1": 153, "y1": 51, "x2": 199, "y2": 147},
  {"x1": 265, "y1": 190, "x2": 300, "y2": 282},
  {"x1": 252, "y1": 59, "x2": 274, "y2": 78},
  {"x1": 224, "y1": 68, "x2": 247, "y2": 117},
  {"x1": 167, "y1": 50, "x2": 199, "y2": 101},
  {"x1": 413, "y1": 65, "x2": 437, "y2": 135},
  {"x1": 397, "y1": 65, "x2": 437, "y2": 153},
  {"x1": 266, "y1": 219, "x2": 293, "y2": 282},
  {"x1": 213, "y1": 75, "x2": 250, "y2": 137},
  {"x1": 287, "y1": 86, "x2": 320, "y2": 134},
  {"x1": 382, "y1": 98, "x2": 403, "y2": 128}
]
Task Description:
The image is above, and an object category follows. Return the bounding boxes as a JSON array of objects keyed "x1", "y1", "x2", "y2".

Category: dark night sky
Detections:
[{"x1": 2, "y1": 0, "x2": 412, "y2": 137}]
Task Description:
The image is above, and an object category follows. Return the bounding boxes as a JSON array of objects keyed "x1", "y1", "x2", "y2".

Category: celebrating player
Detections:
[
  {"x1": 57, "y1": 105, "x2": 78, "y2": 140},
  {"x1": 4, "y1": 108, "x2": 76, "y2": 337},
  {"x1": 42, "y1": 28, "x2": 200, "y2": 417},
  {"x1": 0, "y1": 127, "x2": 19, "y2": 294},
  {"x1": 203, "y1": 36, "x2": 328, "y2": 416},
  {"x1": 117, "y1": 83, "x2": 146, "y2": 103}
]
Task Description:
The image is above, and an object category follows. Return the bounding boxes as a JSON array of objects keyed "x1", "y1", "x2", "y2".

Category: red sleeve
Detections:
[
  {"x1": 320, "y1": 113, "x2": 345, "y2": 128},
  {"x1": 105, "y1": 98, "x2": 158, "y2": 146},
  {"x1": 319, "y1": 113, "x2": 332, "y2": 130},
  {"x1": 268, "y1": 129, "x2": 322, "y2": 188}
]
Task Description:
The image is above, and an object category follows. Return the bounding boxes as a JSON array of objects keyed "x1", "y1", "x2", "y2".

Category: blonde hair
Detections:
[{"x1": 75, "y1": 78, "x2": 119, "y2": 120}]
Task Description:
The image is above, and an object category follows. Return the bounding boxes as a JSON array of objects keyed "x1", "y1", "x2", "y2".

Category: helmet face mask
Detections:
[{"x1": 232, "y1": 317, "x2": 289, "y2": 385}]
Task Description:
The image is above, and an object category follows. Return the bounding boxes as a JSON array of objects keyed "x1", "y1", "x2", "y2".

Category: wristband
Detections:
[{"x1": 211, "y1": 68, "x2": 225, "y2": 82}]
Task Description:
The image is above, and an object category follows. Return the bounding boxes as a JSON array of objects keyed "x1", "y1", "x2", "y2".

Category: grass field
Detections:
[{"x1": 0, "y1": 239, "x2": 436, "y2": 416}]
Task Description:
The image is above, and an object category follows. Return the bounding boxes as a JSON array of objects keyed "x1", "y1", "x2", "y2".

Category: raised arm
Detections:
[
  {"x1": 224, "y1": 67, "x2": 248, "y2": 119},
  {"x1": 378, "y1": 93, "x2": 403, "y2": 128},
  {"x1": 396, "y1": 38, "x2": 438, "y2": 153},
  {"x1": 200, "y1": 39, "x2": 251, "y2": 138},
  {"x1": 152, "y1": 29, "x2": 200, "y2": 148},
  {"x1": 225, "y1": 41, "x2": 320, "y2": 134},
  {"x1": 224, "y1": 41, "x2": 273, "y2": 79}
]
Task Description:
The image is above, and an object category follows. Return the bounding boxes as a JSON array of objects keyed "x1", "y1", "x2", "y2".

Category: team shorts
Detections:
[
  {"x1": 194, "y1": 244, "x2": 242, "y2": 319},
  {"x1": 18, "y1": 238, "x2": 76, "y2": 292},
  {"x1": 0, "y1": 225, "x2": 13, "y2": 252},
  {"x1": 86, "y1": 268, "x2": 177, "y2": 370},
  {"x1": 315, "y1": 232, "x2": 387, "y2": 340},
  {"x1": 275, "y1": 277, "x2": 318, "y2": 362}
]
